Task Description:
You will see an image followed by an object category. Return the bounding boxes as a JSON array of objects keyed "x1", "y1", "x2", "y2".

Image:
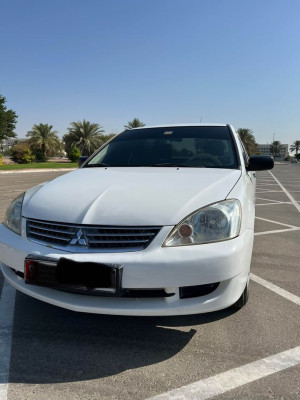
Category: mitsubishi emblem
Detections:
[{"x1": 69, "y1": 229, "x2": 87, "y2": 246}]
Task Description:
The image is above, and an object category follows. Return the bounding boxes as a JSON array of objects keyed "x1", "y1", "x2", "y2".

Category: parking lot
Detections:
[{"x1": 0, "y1": 165, "x2": 299, "y2": 400}]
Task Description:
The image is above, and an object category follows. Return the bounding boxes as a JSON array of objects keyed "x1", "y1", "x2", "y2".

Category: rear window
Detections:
[{"x1": 86, "y1": 126, "x2": 238, "y2": 169}]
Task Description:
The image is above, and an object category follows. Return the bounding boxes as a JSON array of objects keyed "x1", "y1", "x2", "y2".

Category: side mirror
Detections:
[
  {"x1": 78, "y1": 156, "x2": 89, "y2": 167},
  {"x1": 247, "y1": 155, "x2": 274, "y2": 171}
]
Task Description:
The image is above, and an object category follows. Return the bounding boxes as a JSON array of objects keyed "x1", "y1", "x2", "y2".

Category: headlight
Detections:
[
  {"x1": 163, "y1": 199, "x2": 241, "y2": 247},
  {"x1": 3, "y1": 193, "x2": 25, "y2": 235}
]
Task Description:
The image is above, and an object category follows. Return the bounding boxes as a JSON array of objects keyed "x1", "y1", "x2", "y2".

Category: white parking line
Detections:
[
  {"x1": 269, "y1": 171, "x2": 300, "y2": 213},
  {"x1": 256, "y1": 183, "x2": 279, "y2": 186},
  {"x1": 0, "y1": 168, "x2": 76, "y2": 174},
  {"x1": 256, "y1": 190, "x2": 283, "y2": 193},
  {"x1": 256, "y1": 197, "x2": 288, "y2": 203},
  {"x1": 0, "y1": 281, "x2": 16, "y2": 400},
  {"x1": 255, "y1": 217, "x2": 299, "y2": 229},
  {"x1": 255, "y1": 187, "x2": 280, "y2": 190},
  {"x1": 282, "y1": 184, "x2": 300, "y2": 187},
  {"x1": 148, "y1": 346, "x2": 300, "y2": 400},
  {"x1": 255, "y1": 202, "x2": 292, "y2": 206},
  {"x1": 250, "y1": 274, "x2": 300, "y2": 305},
  {"x1": 254, "y1": 227, "x2": 300, "y2": 236}
]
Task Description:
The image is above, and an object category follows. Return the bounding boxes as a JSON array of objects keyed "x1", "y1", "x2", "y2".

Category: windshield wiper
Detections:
[{"x1": 84, "y1": 163, "x2": 110, "y2": 168}]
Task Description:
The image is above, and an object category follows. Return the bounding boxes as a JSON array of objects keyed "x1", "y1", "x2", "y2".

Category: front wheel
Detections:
[{"x1": 232, "y1": 282, "x2": 249, "y2": 309}]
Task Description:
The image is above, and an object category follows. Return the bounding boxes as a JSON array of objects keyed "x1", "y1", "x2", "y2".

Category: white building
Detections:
[
  {"x1": 257, "y1": 144, "x2": 289, "y2": 160},
  {"x1": 0, "y1": 137, "x2": 18, "y2": 152}
]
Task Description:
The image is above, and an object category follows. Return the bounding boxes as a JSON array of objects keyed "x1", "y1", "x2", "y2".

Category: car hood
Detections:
[{"x1": 23, "y1": 168, "x2": 241, "y2": 226}]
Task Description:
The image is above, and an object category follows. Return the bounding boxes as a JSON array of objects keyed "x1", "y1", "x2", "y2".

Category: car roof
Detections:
[{"x1": 128, "y1": 123, "x2": 228, "y2": 130}]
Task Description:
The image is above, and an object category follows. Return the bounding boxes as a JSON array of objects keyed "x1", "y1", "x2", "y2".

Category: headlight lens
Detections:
[
  {"x1": 3, "y1": 193, "x2": 25, "y2": 235},
  {"x1": 163, "y1": 199, "x2": 241, "y2": 247}
]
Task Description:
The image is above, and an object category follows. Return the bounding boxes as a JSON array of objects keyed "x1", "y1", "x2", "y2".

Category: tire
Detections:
[{"x1": 232, "y1": 282, "x2": 249, "y2": 309}]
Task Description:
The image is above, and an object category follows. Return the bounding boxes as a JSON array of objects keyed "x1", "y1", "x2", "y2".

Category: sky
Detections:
[{"x1": 1, "y1": 0, "x2": 299, "y2": 146}]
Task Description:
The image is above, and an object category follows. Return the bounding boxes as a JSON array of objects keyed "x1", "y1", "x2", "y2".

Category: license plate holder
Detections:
[{"x1": 24, "y1": 255, "x2": 123, "y2": 296}]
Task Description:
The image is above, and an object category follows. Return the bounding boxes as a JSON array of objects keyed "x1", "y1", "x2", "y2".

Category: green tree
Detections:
[
  {"x1": 124, "y1": 118, "x2": 145, "y2": 129},
  {"x1": 63, "y1": 120, "x2": 106, "y2": 156},
  {"x1": 0, "y1": 94, "x2": 18, "y2": 150},
  {"x1": 290, "y1": 140, "x2": 300, "y2": 155},
  {"x1": 11, "y1": 141, "x2": 35, "y2": 164},
  {"x1": 237, "y1": 128, "x2": 257, "y2": 155},
  {"x1": 98, "y1": 133, "x2": 116, "y2": 147},
  {"x1": 26, "y1": 123, "x2": 61, "y2": 160},
  {"x1": 270, "y1": 140, "x2": 282, "y2": 157},
  {"x1": 68, "y1": 146, "x2": 81, "y2": 162}
]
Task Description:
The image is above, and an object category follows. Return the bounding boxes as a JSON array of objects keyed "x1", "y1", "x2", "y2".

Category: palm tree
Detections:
[
  {"x1": 270, "y1": 140, "x2": 282, "y2": 157},
  {"x1": 26, "y1": 123, "x2": 61, "y2": 158},
  {"x1": 290, "y1": 140, "x2": 300, "y2": 155},
  {"x1": 63, "y1": 120, "x2": 105, "y2": 156},
  {"x1": 237, "y1": 128, "x2": 257, "y2": 155},
  {"x1": 124, "y1": 118, "x2": 145, "y2": 129}
]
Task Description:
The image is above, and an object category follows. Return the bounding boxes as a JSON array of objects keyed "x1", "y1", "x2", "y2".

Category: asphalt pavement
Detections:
[{"x1": 0, "y1": 165, "x2": 299, "y2": 400}]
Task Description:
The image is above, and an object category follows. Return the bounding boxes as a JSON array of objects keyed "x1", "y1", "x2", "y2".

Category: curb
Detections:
[{"x1": 0, "y1": 168, "x2": 77, "y2": 174}]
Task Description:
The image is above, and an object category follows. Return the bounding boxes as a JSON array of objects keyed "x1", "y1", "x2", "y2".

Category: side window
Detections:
[{"x1": 238, "y1": 137, "x2": 249, "y2": 167}]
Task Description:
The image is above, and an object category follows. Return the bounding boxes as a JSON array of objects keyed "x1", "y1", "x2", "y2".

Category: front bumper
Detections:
[{"x1": 0, "y1": 224, "x2": 254, "y2": 316}]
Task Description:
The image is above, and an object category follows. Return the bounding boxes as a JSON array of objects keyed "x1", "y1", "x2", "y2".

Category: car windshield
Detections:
[{"x1": 85, "y1": 126, "x2": 239, "y2": 169}]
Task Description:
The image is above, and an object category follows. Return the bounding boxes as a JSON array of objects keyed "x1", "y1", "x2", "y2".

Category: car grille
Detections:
[{"x1": 26, "y1": 219, "x2": 162, "y2": 251}]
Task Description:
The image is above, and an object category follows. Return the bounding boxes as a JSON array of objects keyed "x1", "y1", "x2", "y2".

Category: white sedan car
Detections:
[{"x1": 0, "y1": 124, "x2": 273, "y2": 316}]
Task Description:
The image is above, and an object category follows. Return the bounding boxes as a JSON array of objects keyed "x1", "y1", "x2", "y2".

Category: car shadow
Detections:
[{"x1": 9, "y1": 292, "x2": 236, "y2": 384}]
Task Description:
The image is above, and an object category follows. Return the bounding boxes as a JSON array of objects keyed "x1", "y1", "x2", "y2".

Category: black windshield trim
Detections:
[{"x1": 227, "y1": 124, "x2": 241, "y2": 168}]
